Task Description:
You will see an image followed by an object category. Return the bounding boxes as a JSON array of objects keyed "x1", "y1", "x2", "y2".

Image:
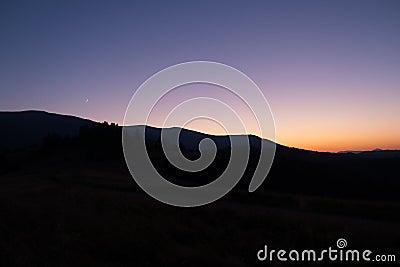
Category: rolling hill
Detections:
[{"x1": 0, "y1": 110, "x2": 96, "y2": 151}]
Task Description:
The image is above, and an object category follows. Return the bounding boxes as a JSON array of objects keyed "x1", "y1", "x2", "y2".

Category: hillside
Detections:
[
  {"x1": 0, "y1": 111, "x2": 399, "y2": 266},
  {"x1": 0, "y1": 111, "x2": 96, "y2": 151}
]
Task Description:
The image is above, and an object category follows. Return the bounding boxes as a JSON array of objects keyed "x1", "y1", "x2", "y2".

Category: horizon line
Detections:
[{"x1": 1, "y1": 109, "x2": 397, "y2": 153}]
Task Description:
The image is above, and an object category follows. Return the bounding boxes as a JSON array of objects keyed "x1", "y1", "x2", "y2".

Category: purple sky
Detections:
[{"x1": 1, "y1": 0, "x2": 399, "y2": 151}]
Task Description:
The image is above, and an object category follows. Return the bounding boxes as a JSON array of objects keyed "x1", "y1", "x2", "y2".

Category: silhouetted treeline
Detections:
[{"x1": 41, "y1": 122, "x2": 123, "y2": 161}]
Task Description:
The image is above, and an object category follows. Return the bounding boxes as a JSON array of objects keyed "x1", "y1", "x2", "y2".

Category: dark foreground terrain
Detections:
[{"x1": 0, "y1": 111, "x2": 399, "y2": 266}]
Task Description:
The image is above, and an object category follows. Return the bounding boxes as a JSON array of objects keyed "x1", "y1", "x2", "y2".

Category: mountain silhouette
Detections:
[
  {"x1": 1, "y1": 110, "x2": 399, "y2": 159},
  {"x1": 124, "y1": 125, "x2": 276, "y2": 152},
  {"x1": 1, "y1": 110, "x2": 399, "y2": 266},
  {"x1": 1, "y1": 110, "x2": 399, "y2": 202},
  {"x1": 0, "y1": 110, "x2": 95, "y2": 151}
]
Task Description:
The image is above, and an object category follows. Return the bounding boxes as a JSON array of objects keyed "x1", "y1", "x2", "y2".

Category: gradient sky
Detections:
[{"x1": 1, "y1": 0, "x2": 399, "y2": 151}]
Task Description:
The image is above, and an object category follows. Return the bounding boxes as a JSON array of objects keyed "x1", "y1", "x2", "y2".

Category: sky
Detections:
[{"x1": 1, "y1": 0, "x2": 399, "y2": 152}]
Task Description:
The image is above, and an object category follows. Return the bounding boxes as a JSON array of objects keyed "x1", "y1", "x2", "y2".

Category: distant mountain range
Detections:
[
  {"x1": 338, "y1": 149, "x2": 400, "y2": 158},
  {"x1": 0, "y1": 110, "x2": 398, "y2": 158}
]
